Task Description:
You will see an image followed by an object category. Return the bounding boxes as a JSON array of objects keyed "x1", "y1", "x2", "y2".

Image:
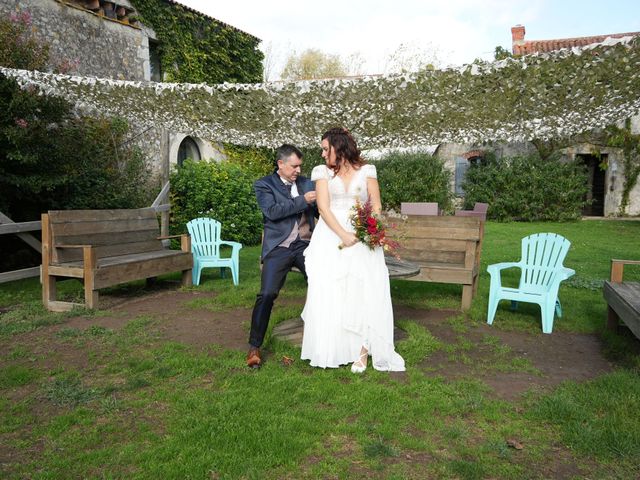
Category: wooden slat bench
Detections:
[
  {"x1": 396, "y1": 215, "x2": 485, "y2": 310},
  {"x1": 42, "y1": 208, "x2": 193, "y2": 312},
  {"x1": 604, "y1": 259, "x2": 640, "y2": 339}
]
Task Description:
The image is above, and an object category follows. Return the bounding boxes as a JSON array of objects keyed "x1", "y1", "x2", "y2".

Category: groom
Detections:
[{"x1": 247, "y1": 144, "x2": 317, "y2": 368}]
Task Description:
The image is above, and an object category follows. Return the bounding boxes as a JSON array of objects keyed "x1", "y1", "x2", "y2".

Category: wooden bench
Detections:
[
  {"x1": 396, "y1": 215, "x2": 485, "y2": 310},
  {"x1": 604, "y1": 259, "x2": 640, "y2": 339},
  {"x1": 42, "y1": 208, "x2": 193, "y2": 312}
]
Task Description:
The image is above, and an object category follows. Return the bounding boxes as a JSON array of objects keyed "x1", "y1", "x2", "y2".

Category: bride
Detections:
[{"x1": 301, "y1": 127, "x2": 405, "y2": 373}]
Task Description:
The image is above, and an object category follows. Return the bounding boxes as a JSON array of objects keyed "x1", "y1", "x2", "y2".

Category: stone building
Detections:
[
  {"x1": 0, "y1": 0, "x2": 261, "y2": 173},
  {"x1": 437, "y1": 25, "x2": 640, "y2": 216}
]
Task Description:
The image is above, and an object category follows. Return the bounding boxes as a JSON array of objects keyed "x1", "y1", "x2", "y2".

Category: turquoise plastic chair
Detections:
[
  {"x1": 186, "y1": 218, "x2": 242, "y2": 286},
  {"x1": 487, "y1": 233, "x2": 575, "y2": 334}
]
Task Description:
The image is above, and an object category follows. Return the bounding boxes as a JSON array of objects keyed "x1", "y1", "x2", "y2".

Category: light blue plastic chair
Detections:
[
  {"x1": 487, "y1": 233, "x2": 575, "y2": 334},
  {"x1": 186, "y1": 218, "x2": 242, "y2": 286}
]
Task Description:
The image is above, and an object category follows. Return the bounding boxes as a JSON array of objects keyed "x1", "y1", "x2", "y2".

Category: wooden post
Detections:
[
  {"x1": 181, "y1": 234, "x2": 192, "y2": 286},
  {"x1": 83, "y1": 246, "x2": 98, "y2": 308},
  {"x1": 160, "y1": 128, "x2": 170, "y2": 239},
  {"x1": 41, "y1": 214, "x2": 56, "y2": 310},
  {"x1": 461, "y1": 285, "x2": 473, "y2": 310},
  {"x1": 610, "y1": 260, "x2": 624, "y2": 282}
]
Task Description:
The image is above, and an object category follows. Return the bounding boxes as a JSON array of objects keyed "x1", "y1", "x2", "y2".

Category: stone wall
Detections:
[
  {"x1": 0, "y1": 0, "x2": 229, "y2": 175},
  {"x1": 0, "y1": 0, "x2": 150, "y2": 81}
]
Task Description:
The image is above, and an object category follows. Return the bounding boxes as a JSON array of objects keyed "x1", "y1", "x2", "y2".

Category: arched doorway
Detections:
[
  {"x1": 177, "y1": 136, "x2": 201, "y2": 166},
  {"x1": 578, "y1": 154, "x2": 606, "y2": 216}
]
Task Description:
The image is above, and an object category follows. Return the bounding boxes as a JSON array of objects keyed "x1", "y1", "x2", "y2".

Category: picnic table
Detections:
[{"x1": 271, "y1": 256, "x2": 420, "y2": 346}]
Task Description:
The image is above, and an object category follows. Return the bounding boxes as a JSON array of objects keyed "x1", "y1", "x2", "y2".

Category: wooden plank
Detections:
[
  {"x1": 53, "y1": 230, "x2": 159, "y2": 246},
  {"x1": 41, "y1": 213, "x2": 55, "y2": 309},
  {"x1": 399, "y1": 249, "x2": 465, "y2": 265},
  {"x1": 402, "y1": 215, "x2": 481, "y2": 228},
  {"x1": 154, "y1": 203, "x2": 171, "y2": 213},
  {"x1": 400, "y1": 226, "x2": 481, "y2": 241},
  {"x1": 151, "y1": 182, "x2": 170, "y2": 208},
  {"x1": 48, "y1": 264, "x2": 84, "y2": 278},
  {"x1": 408, "y1": 266, "x2": 473, "y2": 285},
  {"x1": 51, "y1": 218, "x2": 159, "y2": 236},
  {"x1": 94, "y1": 252, "x2": 192, "y2": 289},
  {"x1": 0, "y1": 211, "x2": 41, "y2": 253},
  {"x1": 84, "y1": 246, "x2": 98, "y2": 308},
  {"x1": 48, "y1": 208, "x2": 156, "y2": 223},
  {"x1": 603, "y1": 281, "x2": 640, "y2": 339},
  {"x1": 95, "y1": 249, "x2": 189, "y2": 267},
  {"x1": 400, "y1": 238, "x2": 470, "y2": 251},
  {"x1": 0, "y1": 266, "x2": 40, "y2": 284},
  {"x1": 0, "y1": 221, "x2": 41, "y2": 235},
  {"x1": 55, "y1": 240, "x2": 163, "y2": 263}
]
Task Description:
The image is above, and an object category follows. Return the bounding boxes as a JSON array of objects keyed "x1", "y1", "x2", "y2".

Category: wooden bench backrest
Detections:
[
  {"x1": 397, "y1": 215, "x2": 483, "y2": 266},
  {"x1": 46, "y1": 208, "x2": 162, "y2": 263}
]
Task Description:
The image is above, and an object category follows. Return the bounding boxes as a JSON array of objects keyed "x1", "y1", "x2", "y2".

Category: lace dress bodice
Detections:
[{"x1": 311, "y1": 164, "x2": 376, "y2": 212}]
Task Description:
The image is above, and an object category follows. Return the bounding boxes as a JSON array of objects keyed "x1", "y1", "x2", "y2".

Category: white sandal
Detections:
[{"x1": 351, "y1": 348, "x2": 368, "y2": 373}]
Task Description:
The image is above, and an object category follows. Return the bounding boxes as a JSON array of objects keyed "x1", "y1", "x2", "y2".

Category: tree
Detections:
[
  {"x1": 382, "y1": 42, "x2": 442, "y2": 74},
  {"x1": 0, "y1": 11, "x2": 153, "y2": 221},
  {"x1": 281, "y1": 48, "x2": 348, "y2": 80},
  {"x1": 494, "y1": 46, "x2": 513, "y2": 61}
]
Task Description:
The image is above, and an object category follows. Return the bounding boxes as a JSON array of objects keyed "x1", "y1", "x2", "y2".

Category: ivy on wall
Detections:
[
  {"x1": 129, "y1": 0, "x2": 263, "y2": 84},
  {"x1": 605, "y1": 120, "x2": 640, "y2": 214},
  {"x1": 2, "y1": 36, "x2": 639, "y2": 150}
]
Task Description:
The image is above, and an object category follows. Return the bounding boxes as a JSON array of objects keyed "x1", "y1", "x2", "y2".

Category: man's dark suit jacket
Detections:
[{"x1": 254, "y1": 172, "x2": 317, "y2": 261}]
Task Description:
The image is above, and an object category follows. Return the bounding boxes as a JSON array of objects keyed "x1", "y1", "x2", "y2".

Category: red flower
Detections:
[{"x1": 338, "y1": 196, "x2": 401, "y2": 257}]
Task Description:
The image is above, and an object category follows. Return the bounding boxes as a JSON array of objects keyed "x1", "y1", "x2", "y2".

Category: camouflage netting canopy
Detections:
[{"x1": 2, "y1": 36, "x2": 640, "y2": 148}]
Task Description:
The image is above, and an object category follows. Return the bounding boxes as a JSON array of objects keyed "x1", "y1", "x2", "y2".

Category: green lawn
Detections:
[{"x1": 1, "y1": 219, "x2": 639, "y2": 479}]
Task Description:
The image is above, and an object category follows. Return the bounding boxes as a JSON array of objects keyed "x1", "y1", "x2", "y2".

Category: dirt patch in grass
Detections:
[
  {"x1": 395, "y1": 306, "x2": 614, "y2": 401},
  {"x1": 4, "y1": 288, "x2": 616, "y2": 402},
  {"x1": 58, "y1": 289, "x2": 251, "y2": 352}
]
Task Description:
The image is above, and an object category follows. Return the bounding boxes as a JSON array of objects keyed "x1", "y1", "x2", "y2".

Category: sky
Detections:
[{"x1": 178, "y1": 0, "x2": 640, "y2": 79}]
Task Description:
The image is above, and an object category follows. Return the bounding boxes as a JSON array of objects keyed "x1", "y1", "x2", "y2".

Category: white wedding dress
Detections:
[{"x1": 300, "y1": 164, "x2": 405, "y2": 371}]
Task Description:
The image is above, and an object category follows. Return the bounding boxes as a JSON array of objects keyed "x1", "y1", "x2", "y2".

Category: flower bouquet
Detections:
[{"x1": 339, "y1": 197, "x2": 400, "y2": 256}]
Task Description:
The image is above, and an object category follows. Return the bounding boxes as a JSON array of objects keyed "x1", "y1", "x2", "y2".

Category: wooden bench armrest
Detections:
[
  {"x1": 157, "y1": 234, "x2": 191, "y2": 253},
  {"x1": 611, "y1": 259, "x2": 640, "y2": 282},
  {"x1": 157, "y1": 234, "x2": 187, "y2": 240}
]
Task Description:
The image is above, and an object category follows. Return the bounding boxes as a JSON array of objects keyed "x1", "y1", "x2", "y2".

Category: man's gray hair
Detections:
[{"x1": 276, "y1": 144, "x2": 303, "y2": 163}]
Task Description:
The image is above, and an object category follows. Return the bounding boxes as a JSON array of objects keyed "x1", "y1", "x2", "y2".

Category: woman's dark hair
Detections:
[{"x1": 321, "y1": 127, "x2": 366, "y2": 173}]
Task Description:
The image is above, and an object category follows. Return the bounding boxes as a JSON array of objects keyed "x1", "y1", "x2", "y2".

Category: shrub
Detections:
[
  {"x1": 0, "y1": 11, "x2": 155, "y2": 222},
  {"x1": 223, "y1": 144, "x2": 323, "y2": 180},
  {"x1": 0, "y1": 10, "x2": 49, "y2": 71},
  {"x1": 0, "y1": 77, "x2": 154, "y2": 221},
  {"x1": 170, "y1": 160, "x2": 263, "y2": 245},
  {"x1": 375, "y1": 151, "x2": 453, "y2": 212},
  {"x1": 462, "y1": 154, "x2": 589, "y2": 221},
  {"x1": 300, "y1": 146, "x2": 325, "y2": 175},
  {"x1": 222, "y1": 143, "x2": 275, "y2": 179}
]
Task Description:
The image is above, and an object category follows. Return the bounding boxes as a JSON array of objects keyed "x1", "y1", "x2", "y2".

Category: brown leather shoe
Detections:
[{"x1": 247, "y1": 347, "x2": 262, "y2": 369}]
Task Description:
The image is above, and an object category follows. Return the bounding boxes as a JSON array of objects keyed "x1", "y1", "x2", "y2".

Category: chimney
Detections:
[{"x1": 511, "y1": 24, "x2": 526, "y2": 43}]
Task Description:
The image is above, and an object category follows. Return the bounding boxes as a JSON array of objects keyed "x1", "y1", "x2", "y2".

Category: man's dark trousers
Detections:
[{"x1": 249, "y1": 239, "x2": 308, "y2": 348}]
